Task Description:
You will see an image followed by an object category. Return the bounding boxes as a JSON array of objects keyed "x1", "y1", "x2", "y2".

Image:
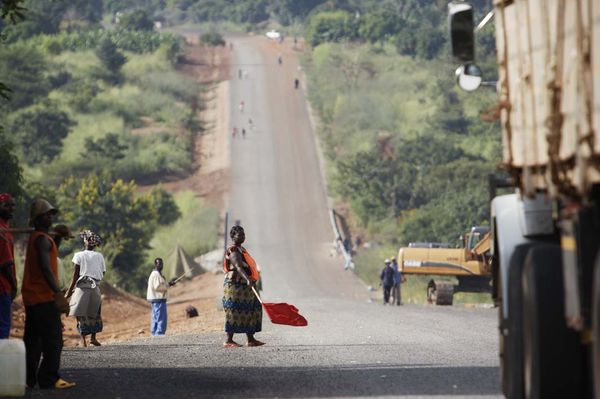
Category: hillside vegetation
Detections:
[{"x1": 0, "y1": 0, "x2": 219, "y2": 295}]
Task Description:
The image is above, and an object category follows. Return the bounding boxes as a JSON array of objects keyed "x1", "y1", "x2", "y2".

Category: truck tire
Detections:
[
  {"x1": 593, "y1": 251, "x2": 600, "y2": 399},
  {"x1": 522, "y1": 244, "x2": 582, "y2": 399},
  {"x1": 501, "y1": 243, "x2": 533, "y2": 399}
]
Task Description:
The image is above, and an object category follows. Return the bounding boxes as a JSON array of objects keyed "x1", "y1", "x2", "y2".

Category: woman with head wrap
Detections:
[
  {"x1": 65, "y1": 230, "x2": 106, "y2": 347},
  {"x1": 222, "y1": 225, "x2": 264, "y2": 347}
]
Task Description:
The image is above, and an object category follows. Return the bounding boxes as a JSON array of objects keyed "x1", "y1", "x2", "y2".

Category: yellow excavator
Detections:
[{"x1": 397, "y1": 226, "x2": 491, "y2": 305}]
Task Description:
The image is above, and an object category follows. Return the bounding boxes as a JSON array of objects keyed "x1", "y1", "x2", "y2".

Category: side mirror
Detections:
[
  {"x1": 455, "y1": 63, "x2": 482, "y2": 91},
  {"x1": 448, "y1": 2, "x2": 475, "y2": 62}
]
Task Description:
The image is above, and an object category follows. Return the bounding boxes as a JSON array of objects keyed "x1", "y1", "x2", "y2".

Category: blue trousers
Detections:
[
  {"x1": 0, "y1": 293, "x2": 11, "y2": 338},
  {"x1": 150, "y1": 300, "x2": 167, "y2": 336}
]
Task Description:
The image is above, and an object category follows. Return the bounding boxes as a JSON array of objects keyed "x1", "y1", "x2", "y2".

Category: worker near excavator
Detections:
[
  {"x1": 379, "y1": 259, "x2": 395, "y2": 305},
  {"x1": 390, "y1": 257, "x2": 404, "y2": 306}
]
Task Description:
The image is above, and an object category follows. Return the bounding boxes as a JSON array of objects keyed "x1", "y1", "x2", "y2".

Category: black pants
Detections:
[
  {"x1": 383, "y1": 285, "x2": 392, "y2": 304},
  {"x1": 391, "y1": 283, "x2": 401, "y2": 305},
  {"x1": 24, "y1": 301, "x2": 63, "y2": 388}
]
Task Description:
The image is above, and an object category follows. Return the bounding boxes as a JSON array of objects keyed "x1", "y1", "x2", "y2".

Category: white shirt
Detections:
[
  {"x1": 72, "y1": 250, "x2": 106, "y2": 282},
  {"x1": 147, "y1": 270, "x2": 169, "y2": 301}
]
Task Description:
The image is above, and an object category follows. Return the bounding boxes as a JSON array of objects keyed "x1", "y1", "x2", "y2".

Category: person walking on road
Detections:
[
  {"x1": 0, "y1": 193, "x2": 17, "y2": 339},
  {"x1": 239, "y1": 101, "x2": 245, "y2": 113},
  {"x1": 146, "y1": 258, "x2": 175, "y2": 336},
  {"x1": 242, "y1": 128, "x2": 246, "y2": 139},
  {"x1": 65, "y1": 230, "x2": 106, "y2": 347},
  {"x1": 22, "y1": 199, "x2": 74, "y2": 389},
  {"x1": 294, "y1": 78, "x2": 299, "y2": 89},
  {"x1": 390, "y1": 257, "x2": 404, "y2": 306},
  {"x1": 380, "y1": 258, "x2": 395, "y2": 305},
  {"x1": 222, "y1": 225, "x2": 264, "y2": 348}
]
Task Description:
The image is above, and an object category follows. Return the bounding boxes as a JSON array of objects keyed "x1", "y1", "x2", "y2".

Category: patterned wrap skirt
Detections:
[{"x1": 222, "y1": 277, "x2": 262, "y2": 334}]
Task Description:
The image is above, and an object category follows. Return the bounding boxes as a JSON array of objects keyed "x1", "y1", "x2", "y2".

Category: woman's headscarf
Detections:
[{"x1": 80, "y1": 230, "x2": 102, "y2": 247}]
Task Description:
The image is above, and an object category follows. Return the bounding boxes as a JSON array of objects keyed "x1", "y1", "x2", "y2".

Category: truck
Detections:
[
  {"x1": 398, "y1": 226, "x2": 492, "y2": 305},
  {"x1": 448, "y1": 1, "x2": 600, "y2": 398}
]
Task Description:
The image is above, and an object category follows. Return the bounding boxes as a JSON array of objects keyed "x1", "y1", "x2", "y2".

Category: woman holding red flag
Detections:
[{"x1": 222, "y1": 225, "x2": 265, "y2": 348}]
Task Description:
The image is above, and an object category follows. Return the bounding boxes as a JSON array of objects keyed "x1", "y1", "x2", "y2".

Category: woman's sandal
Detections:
[
  {"x1": 223, "y1": 342, "x2": 242, "y2": 348},
  {"x1": 247, "y1": 340, "x2": 265, "y2": 347},
  {"x1": 54, "y1": 378, "x2": 76, "y2": 389}
]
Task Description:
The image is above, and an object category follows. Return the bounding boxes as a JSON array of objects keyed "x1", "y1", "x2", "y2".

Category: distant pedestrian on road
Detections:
[
  {"x1": 238, "y1": 69, "x2": 242, "y2": 79},
  {"x1": 242, "y1": 128, "x2": 246, "y2": 139},
  {"x1": 232, "y1": 127, "x2": 238, "y2": 138},
  {"x1": 380, "y1": 258, "x2": 395, "y2": 305},
  {"x1": 239, "y1": 101, "x2": 245, "y2": 113},
  {"x1": 390, "y1": 257, "x2": 404, "y2": 306},
  {"x1": 65, "y1": 230, "x2": 106, "y2": 347},
  {"x1": 277, "y1": 55, "x2": 282, "y2": 65},
  {"x1": 146, "y1": 258, "x2": 175, "y2": 336},
  {"x1": 22, "y1": 199, "x2": 74, "y2": 389},
  {"x1": 294, "y1": 78, "x2": 299, "y2": 89},
  {"x1": 248, "y1": 118, "x2": 253, "y2": 130},
  {"x1": 0, "y1": 193, "x2": 17, "y2": 339},
  {"x1": 222, "y1": 225, "x2": 264, "y2": 348}
]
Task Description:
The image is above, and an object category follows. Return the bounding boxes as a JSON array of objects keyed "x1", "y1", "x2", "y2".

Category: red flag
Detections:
[{"x1": 261, "y1": 302, "x2": 308, "y2": 327}]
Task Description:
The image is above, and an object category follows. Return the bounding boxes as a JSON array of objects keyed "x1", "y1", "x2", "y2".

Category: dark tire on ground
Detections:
[
  {"x1": 501, "y1": 243, "x2": 534, "y2": 399},
  {"x1": 522, "y1": 244, "x2": 582, "y2": 399},
  {"x1": 593, "y1": 251, "x2": 600, "y2": 399}
]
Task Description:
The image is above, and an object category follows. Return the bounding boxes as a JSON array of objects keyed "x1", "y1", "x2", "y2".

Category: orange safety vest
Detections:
[
  {"x1": 223, "y1": 245, "x2": 260, "y2": 282},
  {"x1": 22, "y1": 231, "x2": 58, "y2": 306}
]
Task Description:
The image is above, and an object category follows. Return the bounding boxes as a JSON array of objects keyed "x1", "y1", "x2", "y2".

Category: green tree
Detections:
[
  {"x1": 148, "y1": 187, "x2": 181, "y2": 225},
  {"x1": 84, "y1": 133, "x2": 128, "y2": 160},
  {"x1": 428, "y1": 79, "x2": 470, "y2": 134},
  {"x1": 305, "y1": 10, "x2": 358, "y2": 47},
  {"x1": 335, "y1": 147, "x2": 416, "y2": 225},
  {"x1": 0, "y1": 127, "x2": 23, "y2": 196},
  {"x1": 57, "y1": 174, "x2": 165, "y2": 293},
  {"x1": 95, "y1": 36, "x2": 126, "y2": 77},
  {"x1": 0, "y1": 43, "x2": 49, "y2": 110},
  {"x1": 9, "y1": 102, "x2": 72, "y2": 164},
  {"x1": 358, "y1": 10, "x2": 401, "y2": 44},
  {"x1": 118, "y1": 9, "x2": 154, "y2": 31}
]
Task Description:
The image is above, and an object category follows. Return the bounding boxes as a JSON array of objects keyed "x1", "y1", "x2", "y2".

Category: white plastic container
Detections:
[{"x1": 0, "y1": 339, "x2": 26, "y2": 397}]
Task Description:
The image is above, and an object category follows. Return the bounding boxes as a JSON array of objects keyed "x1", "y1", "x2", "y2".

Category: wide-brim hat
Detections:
[
  {"x1": 28, "y1": 199, "x2": 58, "y2": 226},
  {"x1": 384, "y1": 258, "x2": 391, "y2": 264}
]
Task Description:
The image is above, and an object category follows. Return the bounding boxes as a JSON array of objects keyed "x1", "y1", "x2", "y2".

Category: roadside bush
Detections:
[{"x1": 200, "y1": 32, "x2": 225, "y2": 47}]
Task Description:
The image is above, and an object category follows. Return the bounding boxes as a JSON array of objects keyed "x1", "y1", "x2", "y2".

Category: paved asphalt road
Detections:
[{"x1": 24, "y1": 36, "x2": 502, "y2": 399}]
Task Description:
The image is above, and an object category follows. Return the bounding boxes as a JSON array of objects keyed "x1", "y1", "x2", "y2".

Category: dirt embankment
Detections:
[{"x1": 10, "y1": 34, "x2": 231, "y2": 346}]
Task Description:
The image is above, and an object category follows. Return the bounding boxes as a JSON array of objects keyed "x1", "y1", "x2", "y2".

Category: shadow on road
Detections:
[{"x1": 25, "y1": 365, "x2": 501, "y2": 398}]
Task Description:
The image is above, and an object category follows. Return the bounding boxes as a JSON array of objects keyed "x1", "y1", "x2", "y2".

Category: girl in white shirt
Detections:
[{"x1": 66, "y1": 230, "x2": 105, "y2": 347}]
